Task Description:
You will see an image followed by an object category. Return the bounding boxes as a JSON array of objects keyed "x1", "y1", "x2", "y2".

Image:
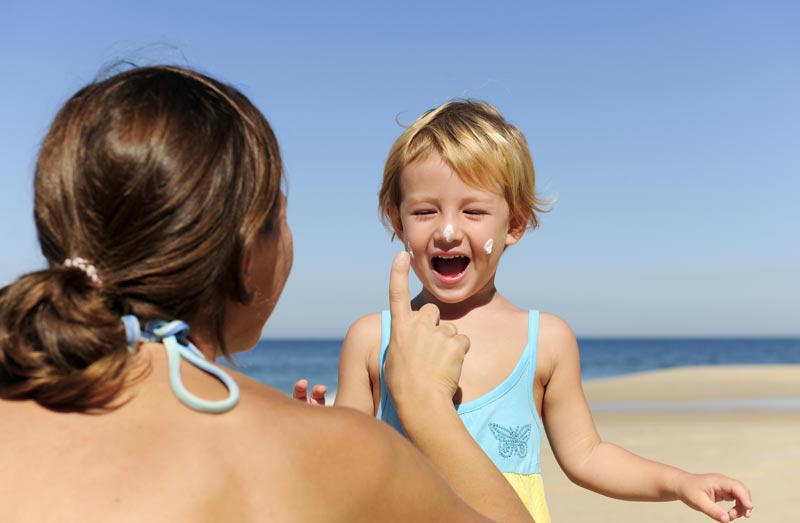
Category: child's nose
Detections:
[{"x1": 434, "y1": 220, "x2": 464, "y2": 243}]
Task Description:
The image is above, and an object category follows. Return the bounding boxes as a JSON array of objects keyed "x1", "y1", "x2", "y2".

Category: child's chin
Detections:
[{"x1": 426, "y1": 286, "x2": 472, "y2": 304}]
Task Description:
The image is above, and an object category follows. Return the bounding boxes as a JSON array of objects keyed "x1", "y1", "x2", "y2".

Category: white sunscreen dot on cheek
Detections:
[
  {"x1": 484, "y1": 238, "x2": 494, "y2": 255},
  {"x1": 406, "y1": 243, "x2": 414, "y2": 259},
  {"x1": 443, "y1": 224, "x2": 454, "y2": 242}
]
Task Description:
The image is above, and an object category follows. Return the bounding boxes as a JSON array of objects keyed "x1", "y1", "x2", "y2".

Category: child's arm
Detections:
[
  {"x1": 334, "y1": 313, "x2": 382, "y2": 415},
  {"x1": 540, "y1": 314, "x2": 753, "y2": 522}
]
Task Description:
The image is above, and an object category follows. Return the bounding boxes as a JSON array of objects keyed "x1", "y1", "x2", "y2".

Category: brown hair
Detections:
[
  {"x1": 379, "y1": 100, "x2": 548, "y2": 234},
  {"x1": 0, "y1": 66, "x2": 284, "y2": 412}
]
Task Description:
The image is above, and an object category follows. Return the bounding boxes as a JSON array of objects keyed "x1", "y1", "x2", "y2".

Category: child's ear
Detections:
[
  {"x1": 505, "y1": 218, "x2": 526, "y2": 247},
  {"x1": 391, "y1": 212, "x2": 405, "y2": 243}
]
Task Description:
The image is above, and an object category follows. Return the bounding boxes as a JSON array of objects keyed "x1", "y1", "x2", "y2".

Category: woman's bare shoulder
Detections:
[
  {"x1": 230, "y1": 371, "x2": 386, "y2": 449},
  {"x1": 224, "y1": 376, "x2": 424, "y2": 520},
  {"x1": 217, "y1": 370, "x2": 387, "y2": 465}
]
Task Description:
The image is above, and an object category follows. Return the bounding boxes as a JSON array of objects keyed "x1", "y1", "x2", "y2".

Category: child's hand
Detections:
[
  {"x1": 383, "y1": 251, "x2": 470, "y2": 408},
  {"x1": 676, "y1": 472, "x2": 753, "y2": 522},
  {"x1": 292, "y1": 379, "x2": 328, "y2": 406}
]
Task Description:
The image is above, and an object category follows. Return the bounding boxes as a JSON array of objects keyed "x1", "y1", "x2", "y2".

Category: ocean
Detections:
[{"x1": 227, "y1": 337, "x2": 800, "y2": 397}]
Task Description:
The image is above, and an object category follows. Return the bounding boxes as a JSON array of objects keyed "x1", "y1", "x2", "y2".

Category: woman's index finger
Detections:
[{"x1": 389, "y1": 251, "x2": 412, "y2": 325}]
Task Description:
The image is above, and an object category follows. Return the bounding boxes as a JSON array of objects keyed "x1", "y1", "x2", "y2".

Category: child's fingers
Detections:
[
  {"x1": 310, "y1": 384, "x2": 327, "y2": 406},
  {"x1": 699, "y1": 486, "x2": 753, "y2": 522},
  {"x1": 683, "y1": 489, "x2": 729, "y2": 522},
  {"x1": 681, "y1": 474, "x2": 753, "y2": 522},
  {"x1": 729, "y1": 482, "x2": 753, "y2": 511},
  {"x1": 707, "y1": 481, "x2": 752, "y2": 521},
  {"x1": 725, "y1": 506, "x2": 748, "y2": 520},
  {"x1": 726, "y1": 482, "x2": 753, "y2": 520},
  {"x1": 292, "y1": 379, "x2": 309, "y2": 402},
  {"x1": 388, "y1": 251, "x2": 412, "y2": 326}
]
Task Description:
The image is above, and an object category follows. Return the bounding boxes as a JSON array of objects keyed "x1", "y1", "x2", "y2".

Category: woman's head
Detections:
[
  {"x1": 379, "y1": 100, "x2": 547, "y2": 236},
  {"x1": 0, "y1": 65, "x2": 286, "y2": 411}
]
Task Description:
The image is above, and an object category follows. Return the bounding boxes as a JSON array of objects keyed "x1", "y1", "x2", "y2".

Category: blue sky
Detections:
[{"x1": 1, "y1": 1, "x2": 798, "y2": 338}]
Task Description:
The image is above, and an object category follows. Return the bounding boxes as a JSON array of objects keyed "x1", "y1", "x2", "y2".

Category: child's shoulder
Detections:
[
  {"x1": 503, "y1": 303, "x2": 575, "y2": 341},
  {"x1": 346, "y1": 311, "x2": 384, "y2": 338},
  {"x1": 537, "y1": 311, "x2": 577, "y2": 342},
  {"x1": 342, "y1": 311, "x2": 384, "y2": 355},
  {"x1": 535, "y1": 311, "x2": 580, "y2": 380}
]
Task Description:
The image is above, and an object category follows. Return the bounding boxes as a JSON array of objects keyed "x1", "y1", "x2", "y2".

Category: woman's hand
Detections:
[
  {"x1": 378, "y1": 251, "x2": 532, "y2": 522},
  {"x1": 383, "y1": 251, "x2": 469, "y2": 410}
]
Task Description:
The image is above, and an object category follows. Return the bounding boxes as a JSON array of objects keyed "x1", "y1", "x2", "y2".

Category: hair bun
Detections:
[{"x1": 0, "y1": 269, "x2": 129, "y2": 411}]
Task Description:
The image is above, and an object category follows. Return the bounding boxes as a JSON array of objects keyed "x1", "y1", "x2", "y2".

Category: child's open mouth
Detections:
[{"x1": 432, "y1": 255, "x2": 470, "y2": 282}]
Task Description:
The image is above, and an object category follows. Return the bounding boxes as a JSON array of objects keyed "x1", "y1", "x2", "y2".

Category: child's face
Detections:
[{"x1": 397, "y1": 152, "x2": 523, "y2": 304}]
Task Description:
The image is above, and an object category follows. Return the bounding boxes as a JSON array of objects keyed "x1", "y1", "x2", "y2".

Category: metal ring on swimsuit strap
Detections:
[{"x1": 122, "y1": 315, "x2": 240, "y2": 413}]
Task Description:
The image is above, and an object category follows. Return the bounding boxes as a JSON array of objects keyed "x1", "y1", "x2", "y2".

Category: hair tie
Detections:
[
  {"x1": 63, "y1": 257, "x2": 102, "y2": 284},
  {"x1": 121, "y1": 314, "x2": 142, "y2": 354}
]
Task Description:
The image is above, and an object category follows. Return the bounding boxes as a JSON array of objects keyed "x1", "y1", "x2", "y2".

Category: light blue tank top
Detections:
[{"x1": 376, "y1": 310, "x2": 544, "y2": 474}]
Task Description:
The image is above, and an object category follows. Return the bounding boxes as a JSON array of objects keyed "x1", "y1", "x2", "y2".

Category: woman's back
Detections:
[
  {"x1": 3, "y1": 346, "x2": 245, "y2": 520},
  {"x1": 1, "y1": 346, "x2": 346, "y2": 521}
]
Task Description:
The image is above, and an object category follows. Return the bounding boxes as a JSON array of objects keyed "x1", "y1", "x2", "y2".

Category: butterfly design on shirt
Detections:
[{"x1": 489, "y1": 423, "x2": 531, "y2": 458}]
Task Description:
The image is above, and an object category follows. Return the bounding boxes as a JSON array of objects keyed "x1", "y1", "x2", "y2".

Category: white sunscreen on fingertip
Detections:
[
  {"x1": 484, "y1": 238, "x2": 494, "y2": 255},
  {"x1": 443, "y1": 224, "x2": 454, "y2": 241}
]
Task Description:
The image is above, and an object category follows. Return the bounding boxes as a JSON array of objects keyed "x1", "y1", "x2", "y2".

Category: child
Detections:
[{"x1": 333, "y1": 100, "x2": 753, "y2": 522}]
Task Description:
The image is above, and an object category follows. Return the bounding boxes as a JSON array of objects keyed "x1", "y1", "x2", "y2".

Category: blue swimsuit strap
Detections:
[{"x1": 122, "y1": 315, "x2": 240, "y2": 413}]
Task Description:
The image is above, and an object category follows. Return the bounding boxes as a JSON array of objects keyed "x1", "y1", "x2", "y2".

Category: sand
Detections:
[{"x1": 540, "y1": 365, "x2": 800, "y2": 522}]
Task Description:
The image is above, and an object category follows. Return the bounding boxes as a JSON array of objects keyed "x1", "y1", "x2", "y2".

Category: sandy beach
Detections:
[{"x1": 540, "y1": 365, "x2": 800, "y2": 522}]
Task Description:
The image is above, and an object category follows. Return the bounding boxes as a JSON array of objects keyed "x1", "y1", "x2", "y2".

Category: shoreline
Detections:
[
  {"x1": 582, "y1": 364, "x2": 800, "y2": 403},
  {"x1": 541, "y1": 364, "x2": 800, "y2": 521},
  {"x1": 589, "y1": 396, "x2": 800, "y2": 412}
]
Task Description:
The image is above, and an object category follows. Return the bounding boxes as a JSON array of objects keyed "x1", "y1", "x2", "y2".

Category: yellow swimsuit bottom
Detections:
[{"x1": 504, "y1": 472, "x2": 551, "y2": 522}]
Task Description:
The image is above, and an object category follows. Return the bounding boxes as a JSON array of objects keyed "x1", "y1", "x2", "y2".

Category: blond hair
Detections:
[{"x1": 379, "y1": 100, "x2": 548, "y2": 233}]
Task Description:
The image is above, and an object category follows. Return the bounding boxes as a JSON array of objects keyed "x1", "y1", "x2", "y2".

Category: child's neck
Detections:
[{"x1": 412, "y1": 282, "x2": 500, "y2": 320}]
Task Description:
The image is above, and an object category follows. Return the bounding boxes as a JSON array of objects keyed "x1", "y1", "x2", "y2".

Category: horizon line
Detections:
[{"x1": 259, "y1": 334, "x2": 800, "y2": 342}]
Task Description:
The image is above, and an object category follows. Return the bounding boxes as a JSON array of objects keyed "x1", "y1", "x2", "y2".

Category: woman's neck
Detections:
[{"x1": 185, "y1": 319, "x2": 221, "y2": 361}]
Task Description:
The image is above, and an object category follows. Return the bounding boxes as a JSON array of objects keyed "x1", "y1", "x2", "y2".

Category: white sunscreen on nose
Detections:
[
  {"x1": 443, "y1": 224, "x2": 454, "y2": 241},
  {"x1": 484, "y1": 238, "x2": 494, "y2": 255}
]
